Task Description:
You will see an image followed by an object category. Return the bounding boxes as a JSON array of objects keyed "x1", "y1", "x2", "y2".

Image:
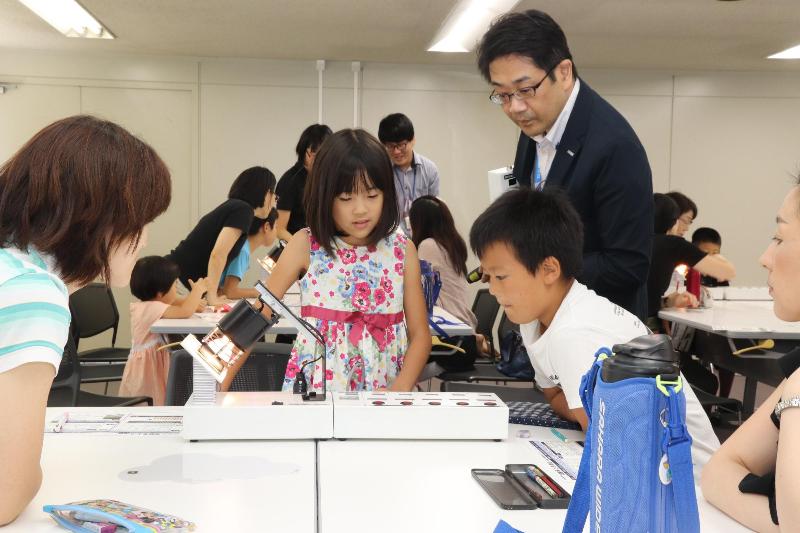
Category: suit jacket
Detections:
[{"x1": 513, "y1": 80, "x2": 653, "y2": 319}]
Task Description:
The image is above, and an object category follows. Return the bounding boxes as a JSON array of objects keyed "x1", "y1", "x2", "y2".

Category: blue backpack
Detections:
[{"x1": 563, "y1": 345, "x2": 700, "y2": 533}]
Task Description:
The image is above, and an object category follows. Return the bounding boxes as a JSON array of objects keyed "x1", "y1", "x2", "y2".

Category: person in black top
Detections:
[
  {"x1": 275, "y1": 124, "x2": 332, "y2": 242},
  {"x1": 702, "y1": 181, "x2": 800, "y2": 531},
  {"x1": 167, "y1": 166, "x2": 276, "y2": 305},
  {"x1": 647, "y1": 193, "x2": 736, "y2": 322}
]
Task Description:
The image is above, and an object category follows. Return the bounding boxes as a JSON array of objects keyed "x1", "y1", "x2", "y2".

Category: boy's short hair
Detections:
[
  {"x1": 665, "y1": 190, "x2": 697, "y2": 218},
  {"x1": 130, "y1": 256, "x2": 180, "y2": 301},
  {"x1": 249, "y1": 208, "x2": 279, "y2": 236},
  {"x1": 377, "y1": 113, "x2": 415, "y2": 144},
  {"x1": 228, "y1": 166, "x2": 276, "y2": 209},
  {"x1": 653, "y1": 193, "x2": 680, "y2": 234},
  {"x1": 304, "y1": 129, "x2": 399, "y2": 257},
  {"x1": 691, "y1": 227, "x2": 722, "y2": 246},
  {"x1": 470, "y1": 188, "x2": 583, "y2": 279}
]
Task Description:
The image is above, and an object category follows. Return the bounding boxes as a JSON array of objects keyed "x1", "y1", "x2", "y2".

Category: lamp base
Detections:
[{"x1": 182, "y1": 391, "x2": 334, "y2": 441}]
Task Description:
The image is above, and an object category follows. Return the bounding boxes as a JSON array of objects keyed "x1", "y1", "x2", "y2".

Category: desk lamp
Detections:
[{"x1": 181, "y1": 280, "x2": 326, "y2": 401}]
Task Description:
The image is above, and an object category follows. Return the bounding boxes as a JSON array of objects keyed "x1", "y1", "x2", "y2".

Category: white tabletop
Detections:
[
  {"x1": 317, "y1": 424, "x2": 748, "y2": 533},
  {"x1": 152, "y1": 305, "x2": 474, "y2": 337},
  {"x1": 8, "y1": 408, "x2": 317, "y2": 532},
  {"x1": 659, "y1": 300, "x2": 800, "y2": 339},
  {"x1": 10, "y1": 411, "x2": 747, "y2": 533}
]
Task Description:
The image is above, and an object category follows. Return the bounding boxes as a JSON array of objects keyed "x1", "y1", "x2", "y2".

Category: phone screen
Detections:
[{"x1": 472, "y1": 471, "x2": 535, "y2": 508}]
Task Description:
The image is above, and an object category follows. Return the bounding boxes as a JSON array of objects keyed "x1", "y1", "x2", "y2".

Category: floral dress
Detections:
[{"x1": 282, "y1": 228, "x2": 409, "y2": 392}]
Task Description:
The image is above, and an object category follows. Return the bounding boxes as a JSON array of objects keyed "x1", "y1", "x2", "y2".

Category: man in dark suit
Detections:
[{"x1": 476, "y1": 9, "x2": 653, "y2": 319}]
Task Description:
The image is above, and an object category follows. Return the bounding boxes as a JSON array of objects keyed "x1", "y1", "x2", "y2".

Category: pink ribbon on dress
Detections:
[{"x1": 301, "y1": 305, "x2": 404, "y2": 349}]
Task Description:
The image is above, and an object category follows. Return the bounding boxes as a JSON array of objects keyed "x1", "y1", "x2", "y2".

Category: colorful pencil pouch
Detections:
[{"x1": 43, "y1": 499, "x2": 195, "y2": 532}]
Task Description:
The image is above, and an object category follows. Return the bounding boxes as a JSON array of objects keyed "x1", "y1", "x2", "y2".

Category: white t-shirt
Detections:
[{"x1": 520, "y1": 281, "x2": 719, "y2": 476}]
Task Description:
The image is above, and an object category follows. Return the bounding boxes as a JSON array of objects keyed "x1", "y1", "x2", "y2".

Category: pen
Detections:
[
  {"x1": 550, "y1": 428, "x2": 568, "y2": 442},
  {"x1": 526, "y1": 466, "x2": 558, "y2": 498},
  {"x1": 52, "y1": 412, "x2": 68, "y2": 433},
  {"x1": 527, "y1": 465, "x2": 564, "y2": 498}
]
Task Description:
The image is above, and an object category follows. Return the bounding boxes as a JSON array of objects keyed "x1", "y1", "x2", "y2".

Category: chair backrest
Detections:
[
  {"x1": 165, "y1": 343, "x2": 292, "y2": 406},
  {"x1": 69, "y1": 283, "x2": 121, "y2": 346},
  {"x1": 496, "y1": 312, "x2": 520, "y2": 342},
  {"x1": 48, "y1": 335, "x2": 80, "y2": 406},
  {"x1": 471, "y1": 289, "x2": 500, "y2": 338}
]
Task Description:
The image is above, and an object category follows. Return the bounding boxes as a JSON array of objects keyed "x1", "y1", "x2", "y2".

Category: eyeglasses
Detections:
[
  {"x1": 679, "y1": 215, "x2": 694, "y2": 226},
  {"x1": 489, "y1": 63, "x2": 559, "y2": 105},
  {"x1": 385, "y1": 141, "x2": 410, "y2": 153}
]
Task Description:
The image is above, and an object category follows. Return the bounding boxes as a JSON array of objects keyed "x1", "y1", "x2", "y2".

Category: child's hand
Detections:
[
  {"x1": 189, "y1": 277, "x2": 208, "y2": 294},
  {"x1": 387, "y1": 381, "x2": 414, "y2": 392},
  {"x1": 665, "y1": 291, "x2": 699, "y2": 309},
  {"x1": 196, "y1": 299, "x2": 207, "y2": 312}
]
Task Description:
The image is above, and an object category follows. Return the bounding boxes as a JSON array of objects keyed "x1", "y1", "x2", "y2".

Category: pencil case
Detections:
[{"x1": 43, "y1": 499, "x2": 195, "y2": 532}]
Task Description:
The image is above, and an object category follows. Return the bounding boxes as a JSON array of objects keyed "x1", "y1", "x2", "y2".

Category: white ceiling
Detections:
[{"x1": 1, "y1": 0, "x2": 800, "y2": 71}]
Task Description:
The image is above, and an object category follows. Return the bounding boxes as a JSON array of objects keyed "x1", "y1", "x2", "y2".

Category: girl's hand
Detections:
[
  {"x1": 195, "y1": 299, "x2": 207, "y2": 312},
  {"x1": 206, "y1": 292, "x2": 226, "y2": 306},
  {"x1": 189, "y1": 277, "x2": 208, "y2": 294},
  {"x1": 387, "y1": 381, "x2": 414, "y2": 392}
]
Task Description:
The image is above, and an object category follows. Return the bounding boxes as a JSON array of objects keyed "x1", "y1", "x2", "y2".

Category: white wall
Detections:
[{"x1": 1, "y1": 49, "x2": 798, "y2": 347}]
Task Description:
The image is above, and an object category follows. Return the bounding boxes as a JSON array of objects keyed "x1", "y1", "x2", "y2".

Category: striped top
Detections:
[{"x1": 0, "y1": 246, "x2": 70, "y2": 374}]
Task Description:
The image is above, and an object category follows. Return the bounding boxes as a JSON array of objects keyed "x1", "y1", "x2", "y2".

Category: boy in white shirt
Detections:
[{"x1": 469, "y1": 188, "x2": 719, "y2": 474}]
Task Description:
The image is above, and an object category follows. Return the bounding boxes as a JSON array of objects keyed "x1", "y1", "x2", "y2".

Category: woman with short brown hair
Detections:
[{"x1": 0, "y1": 115, "x2": 171, "y2": 525}]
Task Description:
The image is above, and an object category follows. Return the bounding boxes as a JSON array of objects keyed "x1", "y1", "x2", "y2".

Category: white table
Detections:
[
  {"x1": 9, "y1": 410, "x2": 748, "y2": 533},
  {"x1": 152, "y1": 305, "x2": 474, "y2": 337},
  {"x1": 7, "y1": 408, "x2": 317, "y2": 532},
  {"x1": 659, "y1": 300, "x2": 800, "y2": 415},
  {"x1": 659, "y1": 300, "x2": 800, "y2": 340},
  {"x1": 317, "y1": 424, "x2": 748, "y2": 533}
]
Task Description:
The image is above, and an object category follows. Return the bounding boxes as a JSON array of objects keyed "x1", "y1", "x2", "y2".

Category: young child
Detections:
[
  {"x1": 691, "y1": 226, "x2": 735, "y2": 398},
  {"x1": 119, "y1": 256, "x2": 207, "y2": 405},
  {"x1": 265, "y1": 129, "x2": 431, "y2": 392},
  {"x1": 219, "y1": 208, "x2": 279, "y2": 300},
  {"x1": 691, "y1": 226, "x2": 730, "y2": 287},
  {"x1": 469, "y1": 188, "x2": 719, "y2": 476}
]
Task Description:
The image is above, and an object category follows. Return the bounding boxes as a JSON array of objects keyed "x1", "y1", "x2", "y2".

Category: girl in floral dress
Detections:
[{"x1": 266, "y1": 129, "x2": 431, "y2": 392}]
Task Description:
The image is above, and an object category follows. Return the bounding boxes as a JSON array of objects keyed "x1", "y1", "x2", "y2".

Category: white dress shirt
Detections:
[{"x1": 532, "y1": 79, "x2": 581, "y2": 188}]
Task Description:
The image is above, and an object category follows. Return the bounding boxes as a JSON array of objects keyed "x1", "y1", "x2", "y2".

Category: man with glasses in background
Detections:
[
  {"x1": 477, "y1": 9, "x2": 654, "y2": 320},
  {"x1": 378, "y1": 113, "x2": 440, "y2": 235}
]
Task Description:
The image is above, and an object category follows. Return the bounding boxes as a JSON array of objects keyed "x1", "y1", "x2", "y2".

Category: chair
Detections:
[
  {"x1": 69, "y1": 283, "x2": 130, "y2": 386},
  {"x1": 471, "y1": 289, "x2": 501, "y2": 356},
  {"x1": 166, "y1": 342, "x2": 293, "y2": 406},
  {"x1": 691, "y1": 384, "x2": 743, "y2": 427},
  {"x1": 496, "y1": 311, "x2": 519, "y2": 342},
  {"x1": 48, "y1": 336, "x2": 152, "y2": 407},
  {"x1": 437, "y1": 309, "x2": 530, "y2": 388}
]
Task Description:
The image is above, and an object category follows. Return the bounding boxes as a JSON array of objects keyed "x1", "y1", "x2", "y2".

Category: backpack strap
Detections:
[
  {"x1": 562, "y1": 347, "x2": 611, "y2": 533},
  {"x1": 660, "y1": 378, "x2": 700, "y2": 533}
]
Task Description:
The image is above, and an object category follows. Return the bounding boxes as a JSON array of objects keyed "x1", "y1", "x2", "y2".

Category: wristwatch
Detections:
[{"x1": 774, "y1": 396, "x2": 800, "y2": 421}]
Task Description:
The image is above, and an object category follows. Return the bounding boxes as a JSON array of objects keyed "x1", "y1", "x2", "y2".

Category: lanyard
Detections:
[
  {"x1": 533, "y1": 156, "x2": 543, "y2": 190},
  {"x1": 402, "y1": 164, "x2": 418, "y2": 215}
]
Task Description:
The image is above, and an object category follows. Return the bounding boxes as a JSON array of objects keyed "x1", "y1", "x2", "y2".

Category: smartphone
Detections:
[{"x1": 471, "y1": 469, "x2": 537, "y2": 510}]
